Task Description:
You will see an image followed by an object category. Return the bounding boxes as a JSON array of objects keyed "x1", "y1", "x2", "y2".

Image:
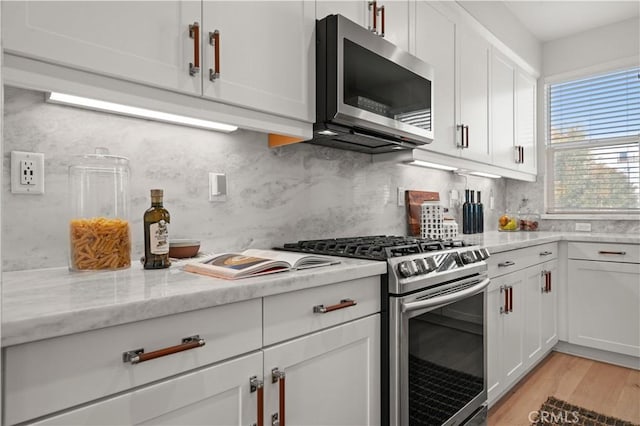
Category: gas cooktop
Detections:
[{"x1": 278, "y1": 235, "x2": 472, "y2": 261}]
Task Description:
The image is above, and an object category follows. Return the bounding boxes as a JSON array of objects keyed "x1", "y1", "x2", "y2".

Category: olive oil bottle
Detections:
[{"x1": 143, "y1": 189, "x2": 171, "y2": 269}]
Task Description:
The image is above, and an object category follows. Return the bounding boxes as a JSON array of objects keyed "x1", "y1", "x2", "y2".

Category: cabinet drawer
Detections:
[
  {"x1": 263, "y1": 276, "x2": 381, "y2": 346},
  {"x1": 488, "y1": 242, "x2": 557, "y2": 278},
  {"x1": 568, "y1": 242, "x2": 640, "y2": 263},
  {"x1": 5, "y1": 299, "x2": 262, "y2": 425}
]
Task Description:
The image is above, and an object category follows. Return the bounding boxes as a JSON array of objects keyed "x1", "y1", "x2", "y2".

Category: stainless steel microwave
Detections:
[{"x1": 309, "y1": 14, "x2": 434, "y2": 154}]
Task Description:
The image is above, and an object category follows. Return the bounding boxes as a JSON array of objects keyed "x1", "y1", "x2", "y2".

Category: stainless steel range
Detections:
[{"x1": 280, "y1": 236, "x2": 490, "y2": 426}]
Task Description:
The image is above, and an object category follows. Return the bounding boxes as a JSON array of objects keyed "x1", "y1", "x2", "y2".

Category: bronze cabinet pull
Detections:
[
  {"x1": 272, "y1": 368, "x2": 286, "y2": 426},
  {"x1": 500, "y1": 286, "x2": 508, "y2": 314},
  {"x1": 598, "y1": 251, "x2": 627, "y2": 255},
  {"x1": 498, "y1": 261, "x2": 515, "y2": 268},
  {"x1": 188, "y1": 22, "x2": 200, "y2": 76},
  {"x1": 368, "y1": 1, "x2": 377, "y2": 33},
  {"x1": 250, "y1": 376, "x2": 264, "y2": 426},
  {"x1": 122, "y1": 335, "x2": 205, "y2": 364},
  {"x1": 209, "y1": 30, "x2": 220, "y2": 81},
  {"x1": 313, "y1": 299, "x2": 357, "y2": 313},
  {"x1": 378, "y1": 5, "x2": 385, "y2": 37}
]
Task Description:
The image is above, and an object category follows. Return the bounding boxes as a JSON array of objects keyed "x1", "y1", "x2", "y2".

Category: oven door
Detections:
[{"x1": 390, "y1": 276, "x2": 489, "y2": 426}]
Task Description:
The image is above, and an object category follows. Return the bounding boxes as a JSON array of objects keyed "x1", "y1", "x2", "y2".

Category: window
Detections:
[{"x1": 546, "y1": 67, "x2": 640, "y2": 214}]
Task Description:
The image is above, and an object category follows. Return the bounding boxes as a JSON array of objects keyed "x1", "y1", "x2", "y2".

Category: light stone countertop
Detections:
[
  {"x1": 4, "y1": 232, "x2": 639, "y2": 348},
  {"x1": 461, "y1": 231, "x2": 640, "y2": 254},
  {"x1": 1, "y1": 258, "x2": 386, "y2": 347}
]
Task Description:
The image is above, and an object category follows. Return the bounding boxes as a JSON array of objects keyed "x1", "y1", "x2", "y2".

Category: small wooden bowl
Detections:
[{"x1": 169, "y1": 239, "x2": 200, "y2": 258}]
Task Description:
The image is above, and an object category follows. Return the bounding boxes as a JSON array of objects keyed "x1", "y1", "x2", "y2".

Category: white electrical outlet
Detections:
[
  {"x1": 575, "y1": 222, "x2": 591, "y2": 232},
  {"x1": 11, "y1": 151, "x2": 45, "y2": 194}
]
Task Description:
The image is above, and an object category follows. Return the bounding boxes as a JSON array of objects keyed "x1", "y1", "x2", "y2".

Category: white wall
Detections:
[{"x1": 543, "y1": 17, "x2": 640, "y2": 77}]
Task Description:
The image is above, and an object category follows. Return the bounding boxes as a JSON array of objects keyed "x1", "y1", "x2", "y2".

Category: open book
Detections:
[{"x1": 182, "y1": 249, "x2": 340, "y2": 280}]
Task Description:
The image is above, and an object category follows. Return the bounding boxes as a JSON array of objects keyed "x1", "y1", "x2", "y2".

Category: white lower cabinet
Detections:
[
  {"x1": 29, "y1": 351, "x2": 263, "y2": 426},
  {"x1": 487, "y1": 271, "x2": 524, "y2": 405},
  {"x1": 487, "y1": 243, "x2": 559, "y2": 406},
  {"x1": 568, "y1": 243, "x2": 640, "y2": 358},
  {"x1": 3, "y1": 277, "x2": 382, "y2": 425},
  {"x1": 264, "y1": 315, "x2": 381, "y2": 426}
]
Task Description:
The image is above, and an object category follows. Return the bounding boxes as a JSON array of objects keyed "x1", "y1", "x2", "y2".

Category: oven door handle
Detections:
[{"x1": 401, "y1": 278, "x2": 491, "y2": 313}]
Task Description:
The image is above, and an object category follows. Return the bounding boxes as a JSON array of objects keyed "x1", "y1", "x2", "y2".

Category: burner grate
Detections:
[
  {"x1": 408, "y1": 355, "x2": 483, "y2": 426},
  {"x1": 278, "y1": 236, "x2": 468, "y2": 261}
]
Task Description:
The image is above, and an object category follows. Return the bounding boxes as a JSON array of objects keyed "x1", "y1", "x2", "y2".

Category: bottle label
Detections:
[{"x1": 150, "y1": 220, "x2": 169, "y2": 255}]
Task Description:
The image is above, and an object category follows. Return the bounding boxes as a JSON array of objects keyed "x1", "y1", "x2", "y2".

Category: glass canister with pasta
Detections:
[{"x1": 68, "y1": 148, "x2": 131, "y2": 271}]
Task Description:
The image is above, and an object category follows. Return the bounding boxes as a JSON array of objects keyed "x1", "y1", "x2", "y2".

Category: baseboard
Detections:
[{"x1": 554, "y1": 341, "x2": 640, "y2": 370}]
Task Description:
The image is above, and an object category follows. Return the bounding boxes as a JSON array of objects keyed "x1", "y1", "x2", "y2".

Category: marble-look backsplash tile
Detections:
[{"x1": 3, "y1": 87, "x2": 505, "y2": 271}]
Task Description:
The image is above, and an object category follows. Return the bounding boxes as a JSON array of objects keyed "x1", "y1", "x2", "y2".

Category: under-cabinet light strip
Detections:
[
  {"x1": 47, "y1": 92, "x2": 238, "y2": 133},
  {"x1": 468, "y1": 171, "x2": 502, "y2": 179},
  {"x1": 406, "y1": 160, "x2": 458, "y2": 171}
]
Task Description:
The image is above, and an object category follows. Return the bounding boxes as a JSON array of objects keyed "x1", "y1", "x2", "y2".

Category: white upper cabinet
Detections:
[
  {"x1": 2, "y1": 1, "x2": 315, "y2": 124},
  {"x1": 515, "y1": 70, "x2": 537, "y2": 175},
  {"x1": 201, "y1": 1, "x2": 315, "y2": 122},
  {"x1": 2, "y1": 1, "x2": 202, "y2": 96},
  {"x1": 413, "y1": 1, "x2": 457, "y2": 156},
  {"x1": 491, "y1": 49, "x2": 537, "y2": 175},
  {"x1": 316, "y1": 0, "x2": 409, "y2": 51},
  {"x1": 457, "y1": 24, "x2": 492, "y2": 164},
  {"x1": 316, "y1": 1, "x2": 368, "y2": 26},
  {"x1": 491, "y1": 51, "x2": 517, "y2": 168},
  {"x1": 380, "y1": 1, "x2": 409, "y2": 52}
]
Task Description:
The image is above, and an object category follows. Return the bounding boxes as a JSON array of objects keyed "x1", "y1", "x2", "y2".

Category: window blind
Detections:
[{"x1": 547, "y1": 67, "x2": 640, "y2": 214}]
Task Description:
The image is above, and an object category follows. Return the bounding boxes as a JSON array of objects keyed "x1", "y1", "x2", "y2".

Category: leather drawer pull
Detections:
[
  {"x1": 313, "y1": 299, "x2": 357, "y2": 314},
  {"x1": 122, "y1": 335, "x2": 205, "y2": 364}
]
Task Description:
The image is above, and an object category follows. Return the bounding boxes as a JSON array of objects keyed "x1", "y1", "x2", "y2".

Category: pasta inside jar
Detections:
[{"x1": 69, "y1": 217, "x2": 131, "y2": 270}]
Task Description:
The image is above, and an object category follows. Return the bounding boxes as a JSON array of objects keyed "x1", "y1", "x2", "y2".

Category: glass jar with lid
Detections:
[
  {"x1": 519, "y1": 211, "x2": 540, "y2": 231},
  {"x1": 68, "y1": 148, "x2": 131, "y2": 271}
]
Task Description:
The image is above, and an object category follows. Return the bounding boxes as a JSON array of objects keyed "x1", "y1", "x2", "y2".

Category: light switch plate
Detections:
[
  {"x1": 397, "y1": 187, "x2": 405, "y2": 206},
  {"x1": 209, "y1": 172, "x2": 227, "y2": 202}
]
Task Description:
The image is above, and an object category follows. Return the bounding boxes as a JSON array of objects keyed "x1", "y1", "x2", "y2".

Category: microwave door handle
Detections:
[{"x1": 401, "y1": 278, "x2": 490, "y2": 313}]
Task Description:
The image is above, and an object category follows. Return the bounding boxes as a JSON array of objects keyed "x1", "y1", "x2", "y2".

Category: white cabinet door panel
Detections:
[
  {"x1": 263, "y1": 315, "x2": 381, "y2": 426},
  {"x1": 542, "y1": 261, "x2": 558, "y2": 352},
  {"x1": 2, "y1": 1, "x2": 201, "y2": 96},
  {"x1": 491, "y1": 52, "x2": 516, "y2": 170},
  {"x1": 523, "y1": 264, "x2": 543, "y2": 369},
  {"x1": 382, "y1": 0, "x2": 409, "y2": 52},
  {"x1": 316, "y1": 1, "x2": 368, "y2": 26},
  {"x1": 457, "y1": 25, "x2": 491, "y2": 163},
  {"x1": 516, "y1": 70, "x2": 537, "y2": 175},
  {"x1": 202, "y1": 1, "x2": 315, "y2": 122},
  {"x1": 414, "y1": 1, "x2": 457, "y2": 156},
  {"x1": 568, "y1": 260, "x2": 640, "y2": 357},
  {"x1": 30, "y1": 352, "x2": 263, "y2": 426}
]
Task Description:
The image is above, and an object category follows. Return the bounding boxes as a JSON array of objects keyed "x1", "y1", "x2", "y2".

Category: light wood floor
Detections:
[{"x1": 488, "y1": 352, "x2": 640, "y2": 426}]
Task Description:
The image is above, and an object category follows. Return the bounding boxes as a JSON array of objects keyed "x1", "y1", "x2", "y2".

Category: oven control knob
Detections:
[
  {"x1": 461, "y1": 251, "x2": 476, "y2": 264},
  {"x1": 413, "y1": 258, "x2": 429, "y2": 275},
  {"x1": 475, "y1": 248, "x2": 489, "y2": 260},
  {"x1": 398, "y1": 260, "x2": 418, "y2": 278},
  {"x1": 425, "y1": 257, "x2": 437, "y2": 272}
]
